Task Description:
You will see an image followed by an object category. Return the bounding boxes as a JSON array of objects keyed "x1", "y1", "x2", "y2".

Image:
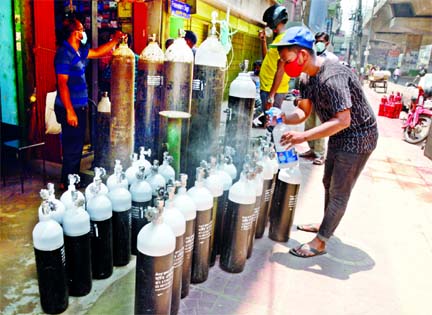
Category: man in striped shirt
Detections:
[{"x1": 271, "y1": 26, "x2": 378, "y2": 258}]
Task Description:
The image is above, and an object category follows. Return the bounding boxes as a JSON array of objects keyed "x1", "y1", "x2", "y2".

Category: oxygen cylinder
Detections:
[
  {"x1": 136, "y1": 146, "x2": 152, "y2": 177},
  {"x1": 187, "y1": 27, "x2": 227, "y2": 187},
  {"x1": 224, "y1": 61, "x2": 256, "y2": 177},
  {"x1": 86, "y1": 172, "x2": 113, "y2": 279},
  {"x1": 125, "y1": 153, "x2": 139, "y2": 186},
  {"x1": 85, "y1": 167, "x2": 108, "y2": 200},
  {"x1": 60, "y1": 174, "x2": 85, "y2": 211},
  {"x1": 220, "y1": 165, "x2": 256, "y2": 273},
  {"x1": 130, "y1": 166, "x2": 152, "y2": 255},
  {"x1": 162, "y1": 35, "x2": 194, "y2": 170},
  {"x1": 269, "y1": 163, "x2": 302, "y2": 242},
  {"x1": 62, "y1": 191, "x2": 92, "y2": 296},
  {"x1": 136, "y1": 35, "x2": 164, "y2": 160},
  {"x1": 33, "y1": 190, "x2": 68, "y2": 314},
  {"x1": 162, "y1": 186, "x2": 186, "y2": 315},
  {"x1": 202, "y1": 159, "x2": 224, "y2": 267},
  {"x1": 247, "y1": 161, "x2": 263, "y2": 259},
  {"x1": 172, "y1": 174, "x2": 197, "y2": 298},
  {"x1": 108, "y1": 177, "x2": 132, "y2": 266},
  {"x1": 110, "y1": 38, "x2": 135, "y2": 167},
  {"x1": 135, "y1": 202, "x2": 175, "y2": 315},
  {"x1": 107, "y1": 160, "x2": 129, "y2": 191},
  {"x1": 187, "y1": 167, "x2": 213, "y2": 283},
  {"x1": 95, "y1": 91, "x2": 111, "y2": 170},
  {"x1": 222, "y1": 146, "x2": 238, "y2": 180},
  {"x1": 159, "y1": 152, "x2": 176, "y2": 183},
  {"x1": 38, "y1": 183, "x2": 65, "y2": 225},
  {"x1": 147, "y1": 160, "x2": 167, "y2": 198}
]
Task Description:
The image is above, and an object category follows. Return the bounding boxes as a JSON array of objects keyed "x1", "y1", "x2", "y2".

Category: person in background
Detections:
[
  {"x1": 54, "y1": 17, "x2": 124, "y2": 189},
  {"x1": 165, "y1": 38, "x2": 174, "y2": 51},
  {"x1": 271, "y1": 26, "x2": 378, "y2": 257},
  {"x1": 314, "y1": 31, "x2": 339, "y2": 63},
  {"x1": 184, "y1": 30, "x2": 197, "y2": 55},
  {"x1": 259, "y1": 4, "x2": 290, "y2": 111},
  {"x1": 393, "y1": 66, "x2": 401, "y2": 84}
]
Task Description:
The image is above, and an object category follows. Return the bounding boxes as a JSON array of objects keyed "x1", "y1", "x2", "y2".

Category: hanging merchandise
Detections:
[
  {"x1": 125, "y1": 153, "x2": 140, "y2": 186},
  {"x1": 108, "y1": 175, "x2": 133, "y2": 267},
  {"x1": 187, "y1": 19, "x2": 227, "y2": 187},
  {"x1": 85, "y1": 167, "x2": 108, "y2": 200},
  {"x1": 224, "y1": 60, "x2": 256, "y2": 177},
  {"x1": 110, "y1": 37, "x2": 136, "y2": 167},
  {"x1": 162, "y1": 32, "x2": 194, "y2": 171},
  {"x1": 172, "y1": 174, "x2": 197, "y2": 298},
  {"x1": 130, "y1": 166, "x2": 152, "y2": 256},
  {"x1": 147, "y1": 160, "x2": 167, "y2": 198},
  {"x1": 33, "y1": 190, "x2": 68, "y2": 314},
  {"x1": 95, "y1": 91, "x2": 111, "y2": 170},
  {"x1": 136, "y1": 35, "x2": 165, "y2": 160},
  {"x1": 62, "y1": 191, "x2": 92, "y2": 296},
  {"x1": 247, "y1": 156, "x2": 263, "y2": 259},
  {"x1": 60, "y1": 174, "x2": 85, "y2": 211},
  {"x1": 187, "y1": 167, "x2": 213, "y2": 283},
  {"x1": 162, "y1": 186, "x2": 186, "y2": 315},
  {"x1": 38, "y1": 183, "x2": 65, "y2": 225},
  {"x1": 220, "y1": 163, "x2": 256, "y2": 273},
  {"x1": 158, "y1": 152, "x2": 176, "y2": 183},
  {"x1": 135, "y1": 201, "x2": 176, "y2": 315},
  {"x1": 222, "y1": 146, "x2": 237, "y2": 180},
  {"x1": 107, "y1": 160, "x2": 129, "y2": 191}
]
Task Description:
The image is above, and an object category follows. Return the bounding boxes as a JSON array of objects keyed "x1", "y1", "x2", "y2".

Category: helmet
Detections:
[{"x1": 263, "y1": 5, "x2": 288, "y2": 30}]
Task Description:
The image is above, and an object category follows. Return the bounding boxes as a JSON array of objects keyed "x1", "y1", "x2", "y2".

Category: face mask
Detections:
[
  {"x1": 80, "y1": 31, "x2": 87, "y2": 45},
  {"x1": 265, "y1": 27, "x2": 273, "y2": 37},
  {"x1": 284, "y1": 54, "x2": 303, "y2": 78},
  {"x1": 316, "y1": 42, "x2": 326, "y2": 54}
]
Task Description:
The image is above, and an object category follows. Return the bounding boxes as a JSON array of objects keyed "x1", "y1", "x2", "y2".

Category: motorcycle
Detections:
[{"x1": 402, "y1": 84, "x2": 432, "y2": 144}]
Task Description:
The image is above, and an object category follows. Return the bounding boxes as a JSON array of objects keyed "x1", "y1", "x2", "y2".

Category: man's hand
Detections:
[
  {"x1": 280, "y1": 131, "x2": 307, "y2": 147},
  {"x1": 113, "y1": 30, "x2": 125, "y2": 43},
  {"x1": 259, "y1": 30, "x2": 266, "y2": 42},
  {"x1": 66, "y1": 108, "x2": 78, "y2": 128}
]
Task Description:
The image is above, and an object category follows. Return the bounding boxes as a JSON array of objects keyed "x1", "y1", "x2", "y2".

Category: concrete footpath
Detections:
[{"x1": 1, "y1": 82, "x2": 431, "y2": 315}]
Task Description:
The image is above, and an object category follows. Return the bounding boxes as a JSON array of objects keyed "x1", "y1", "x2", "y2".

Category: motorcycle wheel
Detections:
[{"x1": 403, "y1": 115, "x2": 432, "y2": 144}]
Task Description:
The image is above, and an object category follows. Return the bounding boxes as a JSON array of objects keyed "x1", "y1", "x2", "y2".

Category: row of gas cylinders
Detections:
[{"x1": 32, "y1": 140, "x2": 301, "y2": 315}]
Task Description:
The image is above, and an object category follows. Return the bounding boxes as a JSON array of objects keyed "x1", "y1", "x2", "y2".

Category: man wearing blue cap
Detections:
[{"x1": 271, "y1": 26, "x2": 378, "y2": 258}]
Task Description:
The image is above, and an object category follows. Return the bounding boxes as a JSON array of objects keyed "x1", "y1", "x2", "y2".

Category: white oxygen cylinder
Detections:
[
  {"x1": 60, "y1": 174, "x2": 85, "y2": 211},
  {"x1": 38, "y1": 183, "x2": 65, "y2": 225},
  {"x1": 85, "y1": 167, "x2": 108, "y2": 200},
  {"x1": 158, "y1": 151, "x2": 176, "y2": 183},
  {"x1": 125, "y1": 153, "x2": 140, "y2": 186},
  {"x1": 147, "y1": 160, "x2": 167, "y2": 197},
  {"x1": 107, "y1": 160, "x2": 129, "y2": 191},
  {"x1": 137, "y1": 146, "x2": 152, "y2": 177}
]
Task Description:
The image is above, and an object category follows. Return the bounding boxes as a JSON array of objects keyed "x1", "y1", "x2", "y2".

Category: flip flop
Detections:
[
  {"x1": 289, "y1": 243, "x2": 327, "y2": 258},
  {"x1": 297, "y1": 224, "x2": 319, "y2": 233}
]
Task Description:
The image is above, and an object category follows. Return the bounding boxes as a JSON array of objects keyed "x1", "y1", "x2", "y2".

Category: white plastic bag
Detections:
[{"x1": 45, "y1": 91, "x2": 62, "y2": 134}]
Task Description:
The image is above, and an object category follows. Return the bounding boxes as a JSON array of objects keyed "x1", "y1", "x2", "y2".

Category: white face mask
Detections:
[
  {"x1": 315, "y1": 42, "x2": 326, "y2": 54},
  {"x1": 265, "y1": 27, "x2": 273, "y2": 37},
  {"x1": 80, "y1": 31, "x2": 87, "y2": 45}
]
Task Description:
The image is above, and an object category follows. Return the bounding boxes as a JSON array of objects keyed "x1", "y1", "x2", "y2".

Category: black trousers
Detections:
[{"x1": 55, "y1": 106, "x2": 87, "y2": 186}]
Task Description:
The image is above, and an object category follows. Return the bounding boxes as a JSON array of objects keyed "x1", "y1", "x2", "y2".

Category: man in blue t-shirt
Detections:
[{"x1": 54, "y1": 17, "x2": 123, "y2": 188}]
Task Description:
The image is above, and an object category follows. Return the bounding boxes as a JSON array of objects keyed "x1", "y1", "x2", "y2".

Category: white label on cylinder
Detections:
[
  {"x1": 184, "y1": 234, "x2": 195, "y2": 253},
  {"x1": 192, "y1": 79, "x2": 203, "y2": 91},
  {"x1": 264, "y1": 188, "x2": 272, "y2": 202},
  {"x1": 61, "y1": 246, "x2": 66, "y2": 266},
  {"x1": 173, "y1": 246, "x2": 184, "y2": 269},
  {"x1": 253, "y1": 206, "x2": 260, "y2": 222},
  {"x1": 240, "y1": 214, "x2": 254, "y2": 231},
  {"x1": 197, "y1": 221, "x2": 212, "y2": 244},
  {"x1": 154, "y1": 266, "x2": 174, "y2": 294},
  {"x1": 147, "y1": 75, "x2": 163, "y2": 86}
]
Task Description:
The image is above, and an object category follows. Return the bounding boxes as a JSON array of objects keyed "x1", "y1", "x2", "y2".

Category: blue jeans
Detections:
[
  {"x1": 260, "y1": 90, "x2": 287, "y2": 111},
  {"x1": 317, "y1": 149, "x2": 372, "y2": 241},
  {"x1": 55, "y1": 106, "x2": 87, "y2": 186}
]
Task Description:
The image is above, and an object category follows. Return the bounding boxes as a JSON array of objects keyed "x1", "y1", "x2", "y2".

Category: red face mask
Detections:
[{"x1": 284, "y1": 53, "x2": 303, "y2": 78}]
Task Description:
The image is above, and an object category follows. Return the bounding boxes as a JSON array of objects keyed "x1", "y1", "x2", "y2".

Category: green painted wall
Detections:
[{"x1": 0, "y1": 1, "x2": 18, "y2": 124}]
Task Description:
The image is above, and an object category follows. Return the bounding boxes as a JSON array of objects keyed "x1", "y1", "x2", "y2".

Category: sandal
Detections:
[
  {"x1": 297, "y1": 223, "x2": 320, "y2": 233},
  {"x1": 289, "y1": 243, "x2": 327, "y2": 258}
]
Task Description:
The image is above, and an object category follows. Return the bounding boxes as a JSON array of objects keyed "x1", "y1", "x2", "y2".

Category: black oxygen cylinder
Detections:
[
  {"x1": 33, "y1": 191, "x2": 68, "y2": 314},
  {"x1": 247, "y1": 167, "x2": 263, "y2": 259},
  {"x1": 269, "y1": 167, "x2": 301, "y2": 242},
  {"x1": 109, "y1": 185, "x2": 132, "y2": 266},
  {"x1": 224, "y1": 61, "x2": 256, "y2": 177},
  {"x1": 220, "y1": 168, "x2": 256, "y2": 273},
  {"x1": 187, "y1": 167, "x2": 214, "y2": 283},
  {"x1": 95, "y1": 92, "x2": 111, "y2": 170},
  {"x1": 135, "y1": 203, "x2": 176, "y2": 315},
  {"x1": 135, "y1": 36, "x2": 164, "y2": 159},
  {"x1": 62, "y1": 192, "x2": 92, "y2": 296}
]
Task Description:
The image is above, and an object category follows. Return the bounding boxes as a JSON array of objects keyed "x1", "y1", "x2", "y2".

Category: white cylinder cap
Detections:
[
  {"x1": 223, "y1": 163, "x2": 237, "y2": 180},
  {"x1": 162, "y1": 204, "x2": 186, "y2": 236},
  {"x1": 278, "y1": 167, "x2": 302, "y2": 185},
  {"x1": 125, "y1": 165, "x2": 140, "y2": 186},
  {"x1": 195, "y1": 35, "x2": 227, "y2": 68},
  {"x1": 60, "y1": 190, "x2": 85, "y2": 211},
  {"x1": 215, "y1": 169, "x2": 233, "y2": 191},
  {"x1": 108, "y1": 187, "x2": 132, "y2": 212},
  {"x1": 165, "y1": 38, "x2": 194, "y2": 63},
  {"x1": 187, "y1": 185, "x2": 213, "y2": 211},
  {"x1": 39, "y1": 199, "x2": 65, "y2": 225},
  {"x1": 158, "y1": 164, "x2": 175, "y2": 183},
  {"x1": 137, "y1": 222, "x2": 176, "y2": 257},
  {"x1": 107, "y1": 174, "x2": 129, "y2": 191},
  {"x1": 148, "y1": 174, "x2": 166, "y2": 195},
  {"x1": 87, "y1": 194, "x2": 113, "y2": 221},
  {"x1": 228, "y1": 177, "x2": 256, "y2": 205},
  {"x1": 229, "y1": 72, "x2": 256, "y2": 99},
  {"x1": 259, "y1": 158, "x2": 274, "y2": 180},
  {"x1": 85, "y1": 182, "x2": 109, "y2": 200},
  {"x1": 129, "y1": 180, "x2": 152, "y2": 203},
  {"x1": 62, "y1": 207, "x2": 91, "y2": 237},
  {"x1": 33, "y1": 219, "x2": 64, "y2": 251},
  {"x1": 173, "y1": 192, "x2": 197, "y2": 221},
  {"x1": 254, "y1": 174, "x2": 264, "y2": 197},
  {"x1": 204, "y1": 173, "x2": 224, "y2": 197}
]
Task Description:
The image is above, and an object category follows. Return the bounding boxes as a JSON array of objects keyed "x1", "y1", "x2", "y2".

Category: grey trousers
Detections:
[{"x1": 317, "y1": 149, "x2": 372, "y2": 241}]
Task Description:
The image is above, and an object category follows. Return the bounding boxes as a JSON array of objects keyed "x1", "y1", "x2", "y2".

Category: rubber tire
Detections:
[{"x1": 403, "y1": 115, "x2": 432, "y2": 144}]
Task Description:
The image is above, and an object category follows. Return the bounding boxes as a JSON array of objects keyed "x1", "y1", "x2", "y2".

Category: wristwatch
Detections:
[{"x1": 267, "y1": 97, "x2": 274, "y2": 104}]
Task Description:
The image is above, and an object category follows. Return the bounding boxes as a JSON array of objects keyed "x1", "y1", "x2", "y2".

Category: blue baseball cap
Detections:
[{"x1": 270, "y1": 26, "x2": 315, "y2": 50}]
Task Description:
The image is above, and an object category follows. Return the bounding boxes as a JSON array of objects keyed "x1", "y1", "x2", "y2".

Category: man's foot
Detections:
[
  {"x1": 289, "y1": 238, "x2": 327, "y2": 258},
  {"x1": 297, "y1": 223, "x2": 320, "y2": 233},
  {"x1": 299, "y1": 150, "x2": 317, "y2": 159},
  {"x1": 313, "y1": 156, "x2": 325, "y2": 165}
]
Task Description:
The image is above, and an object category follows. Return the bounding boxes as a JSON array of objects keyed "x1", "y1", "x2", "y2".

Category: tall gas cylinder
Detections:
[
  {"x1": 107, "y1": 160, "x2": 129, "y2": 191},
  {"x1": 62, "y1": 191, "x2": 92, "y2": 296},
  {"x1": 95, "y1": 91, "x2": 111, "y2": 170},
  {"x1": 136, "y1": 35, "x2": 165, "y2": 160},
  {"x1": 220, "y1": 165, "x2": 256, "y2": 273},
  {"x1": 269, "y1": 161, "x2": 302, "y2": 242},
  {"x1": 147, "y1": 160, "x2": 167, "y2": 198},
  {"x1": 38, "y1": 183, "x2": 65, "y2": 225},
  {"x1": 135, "y1": 202, "x2": 175, "y2": 315},
  {"x1": 110, "y1": 38, "x2": 136, "y2": 167},
  {"x1": 33, "y1": 190, "x2": 68, "y2": 314},
  {"x1": 159, "y1": 152, "x2": 176, "y2": 183},
  {"x1": 187, "y1": 27, "x2": 227, "y2": 186},
  {"x1": 187, "y1": 167, "x2": 213, "y2": 283},
  {"x1": 108, "y1": 176, "x2": 133, "y2": 266},
  {"x1": 60, "y1": 174, "x2": 85, "y2": 211},
  {"x1": 162, "y1": 35, "x2": 194, "y2": 170},
  {"x1": 130, "y1": 166, "x2": 152, "y2": 255},
  {"x1": 87, "y1": 173, "x2": 113, "y2": 280},
  {"x1": 247, "y1": 159, "x2": 263, "y2": 259},
  {"x1": 162, "y1": 186, "x2": 186, "y2": 315},
  {"x1": 85, "y1": 167, "x2": 108, "y2": 200},
  {"x1": 224, "y1": 61, "x2": 256, "y2": 177}
]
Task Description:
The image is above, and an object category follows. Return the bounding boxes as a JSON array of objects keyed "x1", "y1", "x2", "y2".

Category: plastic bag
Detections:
[{"x1": 45, "y1": 91, "x2": 62, "y2": 134}]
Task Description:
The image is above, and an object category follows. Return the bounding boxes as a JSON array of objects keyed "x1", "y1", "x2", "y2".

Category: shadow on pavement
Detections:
[{"x1": 270, "y1": 235, "x2": 375, "y2": 280}]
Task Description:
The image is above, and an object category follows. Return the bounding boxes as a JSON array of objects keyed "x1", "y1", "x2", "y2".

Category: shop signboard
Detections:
[{"x1": 171, "y1": 0, "x2": 191, "y2": 19}]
